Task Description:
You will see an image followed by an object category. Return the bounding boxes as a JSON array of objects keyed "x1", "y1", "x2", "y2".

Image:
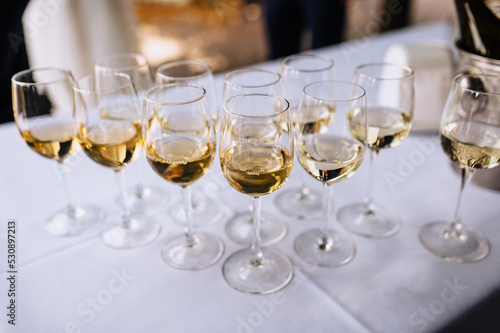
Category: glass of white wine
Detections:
[
  {"x1": 12, "y1": 67, "x2": 106, "y2": 237},
  {"x1": 222, "y1": 67, "x2": 288, "y2": 247},
  {"x1": 143, "y1": 83, "x2": 224, "y2": 270},
  {"x1": 419, "y1": 73, "x2": 500, "y2": 262},
  {"x1": 155, "y1": 60, "x2": 224, "y2": 227},
  {"x1": 294, "y1": 80, "x2": 366, "y2": 266},
  {"x1": 94, "y1": 53, "x2": 169, "y2": 214},
  {"x1": 337, "y1": 63, "x2": 414, "y2": 238},
  {"x1": 275, "y1": 53, "x2": 336, "y2": 220},
  {"x1": 220, "y1": 93, "x2": 294, "y2": 294},
  {"x1": 73, "y1": 72, "x2": 160, "y2": 248}
]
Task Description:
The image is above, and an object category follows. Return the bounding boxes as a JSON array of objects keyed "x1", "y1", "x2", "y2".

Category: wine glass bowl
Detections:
[
  {"x1": 73, "y1": 72, "x2": 160, "y2": 248},
  {"x1": 219, "y1": 93, "x2": 294, "y2": 294},
  {"x1": 12, "y1": 67, "x2": 106, "y2": 237},
  {"x1": 143, "y1": 83, "x2": 224, "y2": 270},
  {"x1": 293, "y1": 80, "x2": 366, "y2": 267},
  {"x1": 419, "y1": 73, "x2": 500, "y2": 262},
  {"x1": 337, "y1": 63, "x2": 414, "y2": 238}
]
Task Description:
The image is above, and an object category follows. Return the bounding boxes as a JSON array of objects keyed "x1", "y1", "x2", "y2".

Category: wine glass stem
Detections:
[
  {"x1": 321, "y1": 182, "x2": 333, "y2": 234},
  {"x1": 181, "y1": 185, "x2": 196, "y2": 246},
  {"x1": 250, "y1": 196, "x2": 264, "y2": 263},
  {"x1": 57, "y1": 161, "x2": 79, "y2": 218},
  {"x1": 450, "y1": 167, "x2": 475, "y2": 234},
  {"x1": 115, "y1": 169, "x2": 132, "y2": 229},
  {"x1": 364, "y1": 148, "x2": 378, "y2": 210}
]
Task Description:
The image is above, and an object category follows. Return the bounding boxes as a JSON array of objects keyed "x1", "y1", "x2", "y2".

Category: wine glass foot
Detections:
[
  {"x1": 169, "y1": 195, "x2": 224, "y2": 227},
  {"x1": 222, "y1": 248, "x2": 294, "y2": 294},
  {"x1": 101, "y1": 217, "x2": 161, "y2": 249},
  {"x1": 45, "y1": 205, "x2": 106, "y2": 237},
  {"x1": 274, "y1": 186, "x2": 323, "y2": 220},
  {"x1": 161, "y1": 232, "x2": 224, "y2": 270},
  {"x1": 225, "y1": 211, "x2": 288, "y2": 247},
  {"x1": 337, "y1": 202, "x2": 401, "y2": 238},
  {"x1": 123, "y1": 184, "x2": 169, "y2": 214},
  {"x1": 294, "y1": 228, "x2": 355, "y2": 267},
  {"x1": 419, "y1": 222, "x2": 490, "y2": 262}
]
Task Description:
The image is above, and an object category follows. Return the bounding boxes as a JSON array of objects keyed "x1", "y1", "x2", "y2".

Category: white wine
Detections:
[
  {"x1": 349, "y1": 106, "x2": 412, "y2": 150},
  {"x1": 146, "y1": 135, "x2": 215, "y2": 185},
  {"x1": 441, "y1": 121, "x2": 500, "y2": 169},
  {"x1": 22, "y1": 122, "x2": 79, "y2": 161},
  {"x1": 221, "y1": 143, "x2": 293, "y2": 196},
  {"x1": 78, "y1": 121, "x2": 143, "y2": 170},
  {"x1": 296, "y1": 134, "x2": 364, "y2": 183},
  {"x1": 296, "y1": 104, "x2": 335, "y2": 135}
]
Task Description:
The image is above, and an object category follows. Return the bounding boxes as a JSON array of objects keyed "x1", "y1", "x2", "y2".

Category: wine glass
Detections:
[
  {"x1": 73, "y1": 72, "x2": 160, "y2": 248},
  {"x1": 222, "y1": 67, "x2": 288, "y2": 246},
  {"x1": 220, "y1": 93, "x2": 294, "y2": 294},
  {"x1": 143, "y1": 83, "x2": 224, "y2": 270},
  {"x1": 337, "y1": 63, "x2": 414, "y2": 238},
  {"x1": 419, "y1": 73, "x2": 500, "y2": 262},
  {"x1": 275, "y1": 53, "x2": 336, "y2": 220},
  {"x1": 155, "y1": 60, "x2": 224, "y2": 227},
  {"x1": 294, "y1": 81, "x2": 366, "y2": 266},
  {"x1": 11, "y1": 67, "x2": 106, "y2": 237},
  {"x1": 94, "y1": 53, "x2": 169, "y2": 214}
]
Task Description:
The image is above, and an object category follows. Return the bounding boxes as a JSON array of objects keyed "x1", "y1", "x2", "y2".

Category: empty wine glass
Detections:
[
  {"x1": 293, "y1": 81, "x2": 366, "y2": 266},
  {"x1": 275, "y1": 53, "x2": 336, "y2": 220},
  {"x1": 338, "y1": 63, "x2": 414, "y2": 238},
  {"x1": 73, "y1": 72, "x2": 160, "y2": 248},
  {"x1": 155, "y1": 60, "x2": 224, "y2": 227},
  {"x1": 419, "y1": 73, "x2": 500, "y2": 262},
  {"x1": 222, "y1": 67, "x2": 288, "y2": 246},
  {"x1": 220, "y1": 93, "x2": 294, "y2": 294},
  {"x1": 143, "y1": 83, "x2": 224, "y2": 270},
  {"x1": 94, "y1": 53, "x2": 168, "y2": 214},
  {"x1": 12, "y1": 67, "x2": 106, "y2": 237}
]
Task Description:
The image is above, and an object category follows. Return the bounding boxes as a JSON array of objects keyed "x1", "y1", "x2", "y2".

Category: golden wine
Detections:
[
  {"x1": 296, "y1": 134, "x2": 364, "y2": 183},
  {"x1": 221, "y1": 143, "x2": 293, "y2": 196},
  {"x1": 441, "y1": 121, "x2": 500, "y2": 169},
  {"x1": 146, "y1": 135, "x2": 215, "y2": 185},
  {"x1": 296, "y1": 104, "x2": 335, "y2": 135},
  {"x1": 22, "y1": 122, "x2": 79, "y2": 161},
  {"x1": 78, "y1": 121, "x2": 143, "y2": 170},
  {"x1": 348, "y1": 107, "x2": 412, "y2": 150}
]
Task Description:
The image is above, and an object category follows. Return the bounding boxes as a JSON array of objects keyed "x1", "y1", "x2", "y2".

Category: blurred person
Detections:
[{"x1": 263, "y1": 0, "x2": 347, "y2": 59}]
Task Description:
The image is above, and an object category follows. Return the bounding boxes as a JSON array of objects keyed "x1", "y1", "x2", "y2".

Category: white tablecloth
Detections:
[{"x1": 2, "y1": 22, "x2": 500, "y2": 333}]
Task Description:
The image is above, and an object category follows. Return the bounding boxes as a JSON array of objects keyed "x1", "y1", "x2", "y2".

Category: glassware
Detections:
[
  {"x1": 293, "y1": 81, "x2": 366, "y2": 266},
  {"x1": 220, "y1": 93, "x2": 294, "y2": 294},
  {"x1": 94, "y1": 53, "x2": 168, "y2": 214},
  {"x1": 155, "y1": 60, "x2": 224, "y2": 227},
  {"x1": 275, "y1": 53, "x2": 336, "y2": 220},
  {"x1": 419, "y1": 73, "x2": 500, "y2": 262},
  {"x1": 143, "y1": 83, "x2": 224, "y2": 270},
  {"x1": 11, "y1": 67, "x2": 106, "y2": 237},
  {"x1": 73, "y1": 72, "x2": 160, "y2": 248},
  {"x1": 222, "y1": 68, "x2": 288, "y2": 246},
  {"x1": 337, "y1": 63, "x2": 415, "y2": 238}
]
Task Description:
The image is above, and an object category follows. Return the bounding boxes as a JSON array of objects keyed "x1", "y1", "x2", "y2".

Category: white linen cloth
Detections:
[{"x1": 2, "y1": 22, "x2": 500, "y2": 333}]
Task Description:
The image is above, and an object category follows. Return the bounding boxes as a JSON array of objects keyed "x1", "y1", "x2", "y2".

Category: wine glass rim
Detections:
[
  {"x1": 280, "y1": 53, "x2": 335, "y2": 72},
  {"x1": 12, "y1": 67, "x2": 73, "y2": 86},
  {"x1": 454, "y1": 73, "x2": 500, "y2": 95},
  {"x1": 156, "y1": 60, "x2": 212, "y2": 81},
  {"x1": 224, "y1": 67, "x2": 281, "y2": 88},
  {"x1": 223, "y1": 93, "x2": 289, "y2": 118},
  {"x1": 304, "y1": 80, "x2": 366, "y2": 102},
  {"x1": 144, "y1": 83, "x2": 206, "y2": 105},
  {"x1": 355, "y1": 62, "x2": 414, "y2": 80},
  {"x1": 94, "y1": 53, "x2": 149, "y2": 71},
  {"x1": 73, "y1": 72, "x2": 134, "y2": 94}
]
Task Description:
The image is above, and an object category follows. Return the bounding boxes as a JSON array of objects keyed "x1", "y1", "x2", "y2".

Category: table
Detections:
[{"x1": 2, "y1": 22, "x2": 500, "y2": 333}]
